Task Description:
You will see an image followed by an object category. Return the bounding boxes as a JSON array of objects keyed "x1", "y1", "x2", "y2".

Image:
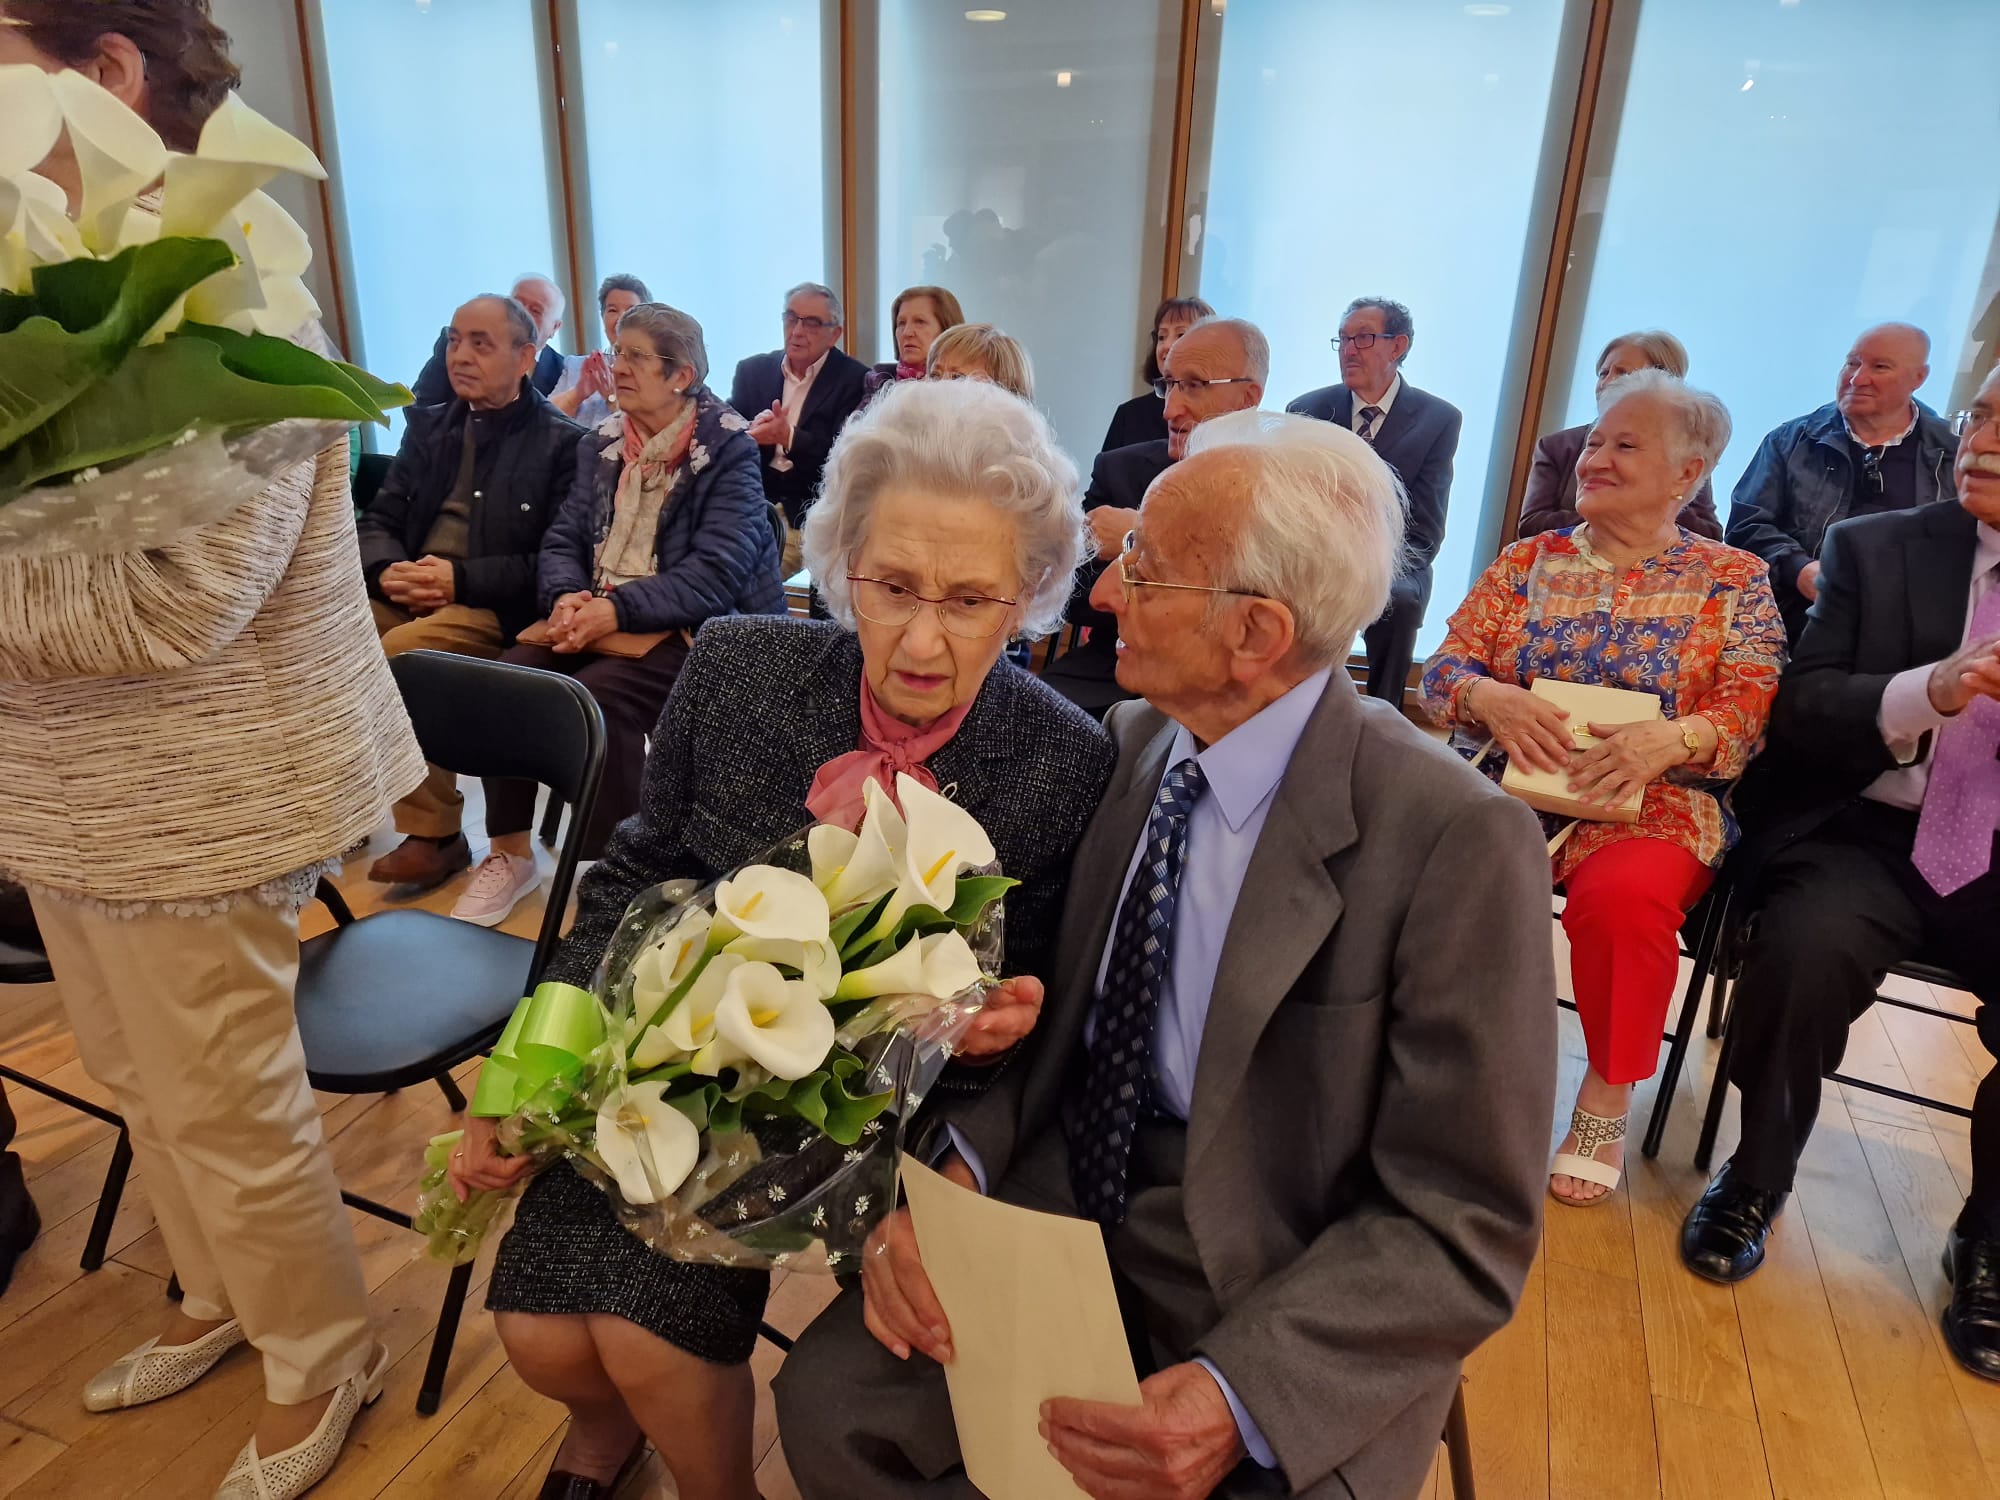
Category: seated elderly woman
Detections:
[
  {"x1": 860, "y1": 284, "x2": 965, "y2": 407},
  {"x1": 455, "y1": 302, "x2": 785, "y2": 927},
  {"x1": 1097, "y1": 293, "x2": 1214, "y2": 454},
  {"x1": 925, "y1": 322, "x2": 1035, "y2": 400},
  {"x1": 551, "y1": 272, "x2": 652, "y2": 428},
  {"x1": 1518, "y1": 329, "x2": 1721, "y2": 540},
  {"x1": 1422, "y1": 370, "x2": 1784, "y2": 1207},
  {"x1": 449, "y1": 377, "x2": 1115, "y2": 1498}
]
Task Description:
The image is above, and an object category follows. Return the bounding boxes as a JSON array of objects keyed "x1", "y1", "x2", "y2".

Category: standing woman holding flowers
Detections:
[
  {"x1": 0, "y1": 5, "x2": 423, "y2": 1498},
  {"x1": 451, "y1": 378, "x2": 1114, "y2": 1499}
]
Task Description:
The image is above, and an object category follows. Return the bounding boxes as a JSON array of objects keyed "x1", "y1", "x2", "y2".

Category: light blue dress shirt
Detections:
[{"x1": 949, "y1": 667, "x2": 1333, "y2": 1473}]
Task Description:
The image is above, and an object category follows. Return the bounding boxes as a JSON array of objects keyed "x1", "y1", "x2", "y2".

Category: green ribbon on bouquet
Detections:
[{"x1": 469, "y1": 981, "x2": 607, "y2": 1117}]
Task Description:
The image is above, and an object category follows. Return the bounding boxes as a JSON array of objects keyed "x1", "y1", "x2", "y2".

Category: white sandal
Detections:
[
  {"x1": 83, "y1": 1317, "x2": 247, "y2": 1412},
  {"x1": 1550, "y1": 1107, "x2": 1626, "y2": 1208},
  {"x1": 212, "y1": 1343, "x2": 389, "y2": 1500}
]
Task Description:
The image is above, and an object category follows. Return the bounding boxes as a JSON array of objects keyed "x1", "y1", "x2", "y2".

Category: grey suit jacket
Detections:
[{"x1": 943, "y1": 673, "x2": 1556, "y2": 1499}]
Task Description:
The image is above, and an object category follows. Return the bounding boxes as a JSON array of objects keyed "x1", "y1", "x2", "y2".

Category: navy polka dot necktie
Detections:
[{"x1": 1065, "y1": 757, "x2": 1208, "y2": 1227}]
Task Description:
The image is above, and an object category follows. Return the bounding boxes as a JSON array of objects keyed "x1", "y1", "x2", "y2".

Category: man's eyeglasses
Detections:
[
  {"x1": 1114, "y1": 532, "x2": 1266, "y2": 603},
  {"x1": 846, "y1": 576, "x2": 1017, "y2": 640},
  {"x1": 1952, "y1": 409, "x2": 2000, "y2": 441},
  {"x1": 1330, "y1": 332, "x2": 1400, "y2": 351},
  {"x1": 783, "y1": 311, "x2": 837, "y2": 333},
  {"x1": 1151, "y1": 375, "x2": 1259, "y2": 400}
]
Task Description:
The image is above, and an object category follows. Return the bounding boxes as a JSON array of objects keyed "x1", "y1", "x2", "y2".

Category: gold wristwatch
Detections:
[{"x1": 1678, "y1": 717, "x2": 1702, "y2": 759}]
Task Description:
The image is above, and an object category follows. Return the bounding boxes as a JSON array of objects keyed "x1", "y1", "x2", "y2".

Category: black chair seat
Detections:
[
  {"x1": 0, "y1": 936, "x2": 52, "y2": 986},
  {"x1": 297, "y1": 910, "x2": 532, "y2": 1093}
]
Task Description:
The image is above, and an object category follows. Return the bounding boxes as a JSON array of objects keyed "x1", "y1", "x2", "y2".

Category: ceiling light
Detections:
[
  {"x1": 1055, "y1": 70, "x2": 1072, "y2": 87},
  {"x1": 964, "y1": 9, "x2": 1006, "y2": 20},
  {"x1": 1464, "y1": 3, "x2": 1511, "y2": 15},
  {"x1": 1740, "y1": 77, "x2": 1755, "y2": 91}
]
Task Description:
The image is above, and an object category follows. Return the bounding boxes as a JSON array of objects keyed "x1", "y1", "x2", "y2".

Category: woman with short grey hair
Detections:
[
  {"x1": 1423, "y1": 369, "x2": 1783, "y2": 1210},
  {"x1": 455, "y1": 375, "x2": 1114, "y2": 1498},
  {"x1": 553, "y1": 272, "x2": 655, "y2": 426}
]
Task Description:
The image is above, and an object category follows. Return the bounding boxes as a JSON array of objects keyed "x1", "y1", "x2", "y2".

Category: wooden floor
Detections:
[{"x1": 2, "y1": 809, "x2": 1997, "y2": 1498}]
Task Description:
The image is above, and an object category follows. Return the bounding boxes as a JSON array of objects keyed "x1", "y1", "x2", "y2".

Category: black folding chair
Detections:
[
  {"x1": 297, "y1": 650, "x2": 604, "y2": 1414},
  {"x1": 0, "y1": 923, "x2": 136, "y2": 1275}
]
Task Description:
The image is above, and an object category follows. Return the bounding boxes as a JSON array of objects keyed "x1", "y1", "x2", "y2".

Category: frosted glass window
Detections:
[
  {"x1": 877, "y1": 0, "x2": 1180, "y2": 455},
  {"x1": 1198, "y1": 0, "x2": 1565, "y2": 654},
  {"x1": 1560, "y1": 0, "x2": 2000, "y2": 512},
  {"x1": 576, "y1": 1, "x2": 826, "y2": 384},
  {"x1": 318, "y1": 0, "x2": 560, "y2": 429}
]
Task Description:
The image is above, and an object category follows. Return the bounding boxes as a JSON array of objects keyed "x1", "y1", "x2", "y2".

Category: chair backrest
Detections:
[{"x1": 388, "y1": 651, "x2": 607, "y2": 979}]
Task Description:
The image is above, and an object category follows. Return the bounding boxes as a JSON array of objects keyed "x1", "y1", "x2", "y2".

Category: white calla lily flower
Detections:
[
  {"x1": 632, "y1": 949, "x2": 749, "y2": 1070},
  {"x1": 821, "y1": 779, "x2": 907, "y2": 910},
  {"x1": 722, "y1": 933, "x2": 843, "y2": 1001},
  {"x1": 0, "y1": 65, "x2": 63, "y2": 178},
  {"x1": 806, "y1": 823, "x2": 860, "y2": 893},
  {"x1": 47, "y1": 70, "x2": 167, "y2": 252},
  {"x1": 0, "y1": 171, "x2": 79, "y2": 292},
  {"x1": 916, "y1": 930, "x2": 987, "y2": 1001},
  {"x1": 594, "y1": 1081, "x2": 700, "y2": 1206},
  {"x1": 712, "y1": 865, "x2": 830, "y2": 945},
  {"x1": 895, "y1": 773, "x2": 996, "y2": 906},
  {"x1": 708, "y1": 962, "x2": 837, "y2": 1082},
  {"x1": 157, "y1": 92, "x2": 323, "y2": 241},
  {"x1": 833, "y1": 934, "x2": 926, "y2": 1002},
  {"x1": 629, "y1": 907, "x2": 715, "y2": 1030}
]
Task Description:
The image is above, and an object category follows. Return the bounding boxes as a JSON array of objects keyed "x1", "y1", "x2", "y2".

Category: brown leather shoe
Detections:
[{"x1": 367, "y1": 833, "x2": 471, "y2": 891}]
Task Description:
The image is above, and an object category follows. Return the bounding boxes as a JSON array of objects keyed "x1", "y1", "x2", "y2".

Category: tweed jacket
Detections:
[
  {"x1": 0, "y1": 444, "x2": 425, "y2": 905},
  {"x1": 940, "y1": 675, "x2": 1557, "y2": 1500},
  {"x1": 543, "y1": 615, "x2": 1116, "y2": 992}
]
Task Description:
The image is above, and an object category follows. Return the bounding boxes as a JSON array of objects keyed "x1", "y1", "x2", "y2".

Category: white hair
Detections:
[
  {"x1": 1183, "y1": 409, "x2": 1408, "y2": 667},
  {"x1": 1596, "y1": 368, "x2": 1731, "y2": 482},
  {"x1": 803, "y1": 378, "x2": 1085, "y2": 638},
  {"x1": 510, "y1": 272, "x2": 565, "y2": 328},
  {"x1": 1181, "y1": 315, "x2": 1270, "y2": 385}
]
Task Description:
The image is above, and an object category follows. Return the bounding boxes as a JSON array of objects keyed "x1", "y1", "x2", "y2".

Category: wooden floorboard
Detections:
[{"x1": 3, "y1": 840, "x2": 1999, "y2": 1497}]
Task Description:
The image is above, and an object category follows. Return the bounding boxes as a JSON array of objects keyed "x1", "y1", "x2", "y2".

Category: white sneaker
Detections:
[
  {"x1": 450, "y1": 852, "x2": 540, "y2": 927},
  {"x1": 212, "y1": 1343, "x2": 389, "y2": 1500},
  {"x1": 83, "y1": 1317, "x2": 247, "y2": 1411}
]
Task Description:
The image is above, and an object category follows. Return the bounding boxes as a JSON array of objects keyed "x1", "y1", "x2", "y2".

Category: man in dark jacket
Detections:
[
  {"x1": 357, "y1": 293, "x2": 587, "y2": 890},
  {"x1": 409, "y1": 272, "x2": 568, "y2": 407},
  {"x1": 1288, "y1": 297, "x2": 1462, "y2": 705},
  {"x1": 1045, "y1": 317, "x2": 1267, "y2": 717},
  {"x1": 729, "y1": 282, "x2": 868, "y2": 572},
  {"x1": 1725, "y1": 323, "x2": 1956, "y2": 642},
  {"x1": 1683, "y1": 368, "x2": 2000, "y2": 1383}
]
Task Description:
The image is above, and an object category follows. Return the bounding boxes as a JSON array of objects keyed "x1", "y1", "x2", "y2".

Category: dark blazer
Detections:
[
  {"x1": 1518, "y1": 421, "x2": 1721, "y2": 540},
  {"x1": 354, "y1": 381, "x2": 586, "y2": 641},
  {"x1": 728, "y1": 348, "x2": 869, "y2": 526},
  {"x1": 537, "y1": 390, "x2": 785, "y2": 633},
  {"x1": 1735, "y1": 499, "x2": 1978, "y2": 866},
  {"x1": 1066, "y1": 438, "x2": 1174, "y2": 657},
  {"x1": 1287, "y1": 378, "x2": 1462, "y2": 606},
  {"x1": 1099, "y1": 390, "x2": 1168, "y2": 455},
  {"x1": 939, "y1": 678, "x2": 1557, "y2": 1499},
  {"x1": 411, "y1": 331, "x2": 565, "y2": 408},
  {"x1": 542, "y1": 615, "x2": 1116, "y2": 994}
]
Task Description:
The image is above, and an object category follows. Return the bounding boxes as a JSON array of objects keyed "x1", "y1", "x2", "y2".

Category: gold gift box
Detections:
[{"x1": 1499, "y1": 678, "x2": 1663, "y2": 825}]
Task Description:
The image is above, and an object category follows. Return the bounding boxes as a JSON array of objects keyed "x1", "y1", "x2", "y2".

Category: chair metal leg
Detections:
[
  {"x1": 1642, "y1": 889, "x2": 1726, "y2": 1159},
  {"x1": 1694, "y1": 977, "x2": 1740, "y2": 1173},
  {"x1": 435, "y1": 1072, "x2": 466, "y2": 1113},
  {"x1": 1704, "y1": 907, "x2": 1740, "y2": 1039},
  {"x1": 418, "y1": 1259, "x2": 475, "y2": 1416},
  {"x1": 1444, "y1": 1380, "x2": 1476, "y2": 1500},
  {"x1": 315, "y1": 877, "x2": 356, "y2": 927},
  {"x1": 166, "y1": 1273, "x2": 182, "y2": 1302},
  {"x1": 758, "y1": 1321, "x2": 794, "y2": 1354},
  {"x1": 80, "y1": 1129, "x2": 134, "y2": 1272},
  {"x1": 538, "y1": 794, "x2": 563, "y2": 850}
]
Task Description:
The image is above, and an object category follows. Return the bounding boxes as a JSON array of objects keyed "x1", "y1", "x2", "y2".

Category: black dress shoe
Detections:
[
  {"x1": 537, "y1": 1439, "x2": 647, "y2": 1499},
  {"x1": 1942, "y1": 1225, "x2": 2000, "y2": 1382},
  {"x1": 1680, "y1": 1161, "x2": 1787, "y2": 1284},
  {"x1": 0, "y1": 1193, "x2": 41, "y2": 1300}
]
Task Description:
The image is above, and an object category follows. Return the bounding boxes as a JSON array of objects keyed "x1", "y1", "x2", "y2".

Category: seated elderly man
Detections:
[
  {"x1": 411, "y1": 272, "x2": 569, "y2": 406},
  {"x1": 775, "y1": 411, "x2": 1558, "y2": 1500},
  {"x1": 1682, "y1": 365, "x2": 2000, "y2": 1381},
  {"x1": 356, "y1": 293, "x2": 587, "y2": 890}
]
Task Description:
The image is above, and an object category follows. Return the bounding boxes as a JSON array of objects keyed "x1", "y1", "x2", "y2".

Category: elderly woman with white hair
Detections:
[
  {"x1": 449, "y1": 377, "x2": 1114, "y2": 1499},
  {"x1": 1423, "y1": 370, "x2": 1785, "y2": 1208}
]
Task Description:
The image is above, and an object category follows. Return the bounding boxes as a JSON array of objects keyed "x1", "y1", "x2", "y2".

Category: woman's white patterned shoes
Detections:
[
  {"x1": 213, "y1": 1343, "x2": 390, "y2": 1500},
  {"x1": 83, "y1": 1318, "x2": 248, "y2": 1412}
]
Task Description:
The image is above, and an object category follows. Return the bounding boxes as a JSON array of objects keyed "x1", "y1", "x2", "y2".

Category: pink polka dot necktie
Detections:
[{"x1": 1913, "y1": 577, "x2": 2000, "y2": 897}]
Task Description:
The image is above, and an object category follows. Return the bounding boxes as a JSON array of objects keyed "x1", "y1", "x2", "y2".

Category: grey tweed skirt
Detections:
[{"x1": 486, "y1": 1160, "x2": 771, "y2": 1364}]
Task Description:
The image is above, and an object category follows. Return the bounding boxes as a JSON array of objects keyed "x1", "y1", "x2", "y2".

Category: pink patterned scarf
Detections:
[
  {"x1": 895, "y1": 361, "x2": 926, "y2": 382},
  {"x1": 804, "y1": 679, "x2": 974, "y2": 831}
]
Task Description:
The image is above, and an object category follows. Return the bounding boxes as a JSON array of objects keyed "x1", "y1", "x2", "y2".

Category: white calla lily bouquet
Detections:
[
  {"x1": 0, "y1": 66, "x2": 407, "y2": 553},
  {"x1": 417, "y1": 775, "x2": 1013, "y2": 1271}
]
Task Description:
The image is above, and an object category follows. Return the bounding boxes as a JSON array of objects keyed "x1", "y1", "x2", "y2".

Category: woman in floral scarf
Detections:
[{"x1": 458, "y1": 304, "x2": 786, "y2": 927}]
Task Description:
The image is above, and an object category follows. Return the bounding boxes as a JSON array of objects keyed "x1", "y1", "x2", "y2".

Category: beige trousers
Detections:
[
  {"x1": 29, "y1": 895, "x2": 373, "y2": 1404},
  {"x1": 371, "y1": 599, "x2": 506, "y2": 838}
]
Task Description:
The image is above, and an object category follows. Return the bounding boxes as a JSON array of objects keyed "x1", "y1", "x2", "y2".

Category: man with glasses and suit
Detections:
[
  {"x1": 1727, "y1": 323, "x2": 1956, "y2": 642},
  {"x1": 1288, "y1": 297, "x2": 1462, "y2": 705},
  {"x1": 730, "y1": 281, "x2": 869, "y2": 576}
]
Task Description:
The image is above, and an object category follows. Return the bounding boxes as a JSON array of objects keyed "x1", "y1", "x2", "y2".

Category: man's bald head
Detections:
[
  {"x1": 1161, "y1": 317, "x2": 1269, "y2": 460},
  {"x1": 509, "y1": 274, "x2": 565, "y2": 346},
  {"x1": 1837, "y1": 322, "x2": 1930, "y2": 434}
]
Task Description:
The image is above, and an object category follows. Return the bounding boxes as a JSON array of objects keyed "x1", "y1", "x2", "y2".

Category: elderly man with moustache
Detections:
[
  {"x1": 1683, "y1": 365, "x2": 2000, "y2": 1382},
  {"x1": 1043, "y1": 316, "x2": 1268, "y2": 718},
  {"x1": 1726, "y1": 323, "x2": 1957, "y2": 641},
  {"x1": 411, "y1": 271, "x2": 570, "y2": 406},
  {"x1": 774, "y1": 410, "x2": 1558, "y2": 1500}
]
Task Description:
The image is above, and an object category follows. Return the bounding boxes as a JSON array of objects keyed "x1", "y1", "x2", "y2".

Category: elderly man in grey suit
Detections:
[{"x1": 774, "y1": 410, "x2": 1557, "y2": 1500}]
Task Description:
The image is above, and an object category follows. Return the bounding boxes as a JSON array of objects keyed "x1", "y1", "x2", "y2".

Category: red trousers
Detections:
[{"x1": 1561, "y1": 838, "x2": 1714, "y2": 1086}]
